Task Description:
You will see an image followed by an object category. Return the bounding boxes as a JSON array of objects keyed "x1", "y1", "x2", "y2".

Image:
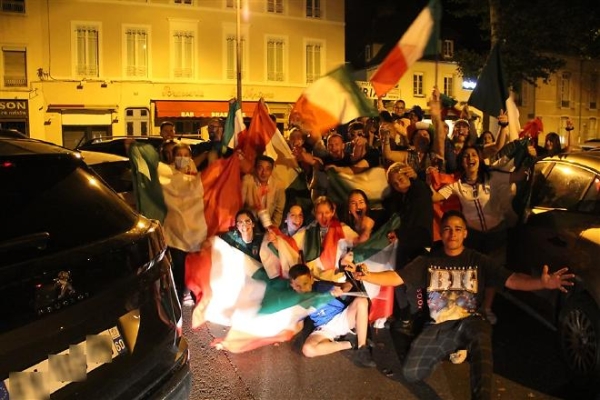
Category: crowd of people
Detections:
[{"x1": 136, "y1": 88, "x2": 576, "y2": 399}]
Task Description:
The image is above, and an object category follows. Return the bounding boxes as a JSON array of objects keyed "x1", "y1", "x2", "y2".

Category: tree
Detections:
[{"x1": 448, "y1": 0, "x2": 600, "y2": 89}]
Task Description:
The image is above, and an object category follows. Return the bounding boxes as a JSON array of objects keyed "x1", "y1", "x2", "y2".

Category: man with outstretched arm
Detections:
[{"x1": 342, "y1": 209, "x2": 574, "y2": 400}]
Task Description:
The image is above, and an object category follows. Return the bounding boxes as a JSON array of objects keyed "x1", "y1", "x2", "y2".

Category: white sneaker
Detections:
[
  {"x1": 182, "y1": 291, "x2": 194, "y2": 307},
  {"x1": 450, "y1": 350, "x2": 468, "y2": 364},
  {"x1": 372, "y1": 317, "x2": 387, "y2": 329},
  {"x1": 485, "y1": 309, "x2": 497, "y2": 325}
]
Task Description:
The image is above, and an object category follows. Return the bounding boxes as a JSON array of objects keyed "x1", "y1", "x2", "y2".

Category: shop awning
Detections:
[{"x1": 154, "y1": 100, "x2": 256, "y2": 118}]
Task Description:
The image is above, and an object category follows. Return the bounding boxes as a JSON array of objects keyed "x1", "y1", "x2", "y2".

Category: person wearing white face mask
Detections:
[
  {"x1": 160, "y1": 142, "x2": 203, "y2": 305},
  {"x1": 172, "y1": 144, "x2": 197, "y2": 175}
]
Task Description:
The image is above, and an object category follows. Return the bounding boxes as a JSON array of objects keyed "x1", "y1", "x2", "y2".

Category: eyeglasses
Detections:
[{"x1": 237, "y1": 219, "x2": 253, "y2": 226}]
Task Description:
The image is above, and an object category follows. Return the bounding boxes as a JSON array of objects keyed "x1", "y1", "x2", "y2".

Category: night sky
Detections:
[{"x1": 344, "y1": 0, "x2": 486, "y2": 68}]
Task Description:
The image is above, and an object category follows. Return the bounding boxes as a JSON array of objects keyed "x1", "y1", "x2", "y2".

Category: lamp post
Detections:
[{"x1": 236, "y1": 0, "x2": 242, "y2": 105}]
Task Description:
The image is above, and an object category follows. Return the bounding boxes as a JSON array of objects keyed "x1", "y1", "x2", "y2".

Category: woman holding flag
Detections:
[{"x1": 292, "y1": 196, "x2": 358, "y2": 282}]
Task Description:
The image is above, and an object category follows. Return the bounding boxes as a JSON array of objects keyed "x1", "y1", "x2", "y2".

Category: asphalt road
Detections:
[{"x1": 182, "y1": 293, "x2": 599, "y2": 400}]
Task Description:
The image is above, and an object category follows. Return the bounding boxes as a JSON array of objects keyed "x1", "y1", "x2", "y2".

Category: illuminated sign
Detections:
[
  {"x1": 0, "y1": 99, "x2": 28, "y2": 118},
  {"x1": 356, "y1": 81, "x2": 400, "y2": 100}
]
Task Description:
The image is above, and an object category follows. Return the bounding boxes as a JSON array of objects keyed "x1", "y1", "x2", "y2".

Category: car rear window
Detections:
[{"x1": 0, "y1": 154, "x2": 138, "y2": 266}]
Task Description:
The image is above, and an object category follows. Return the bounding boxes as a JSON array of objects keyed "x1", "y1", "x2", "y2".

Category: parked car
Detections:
[
  {"x1": 0, "y1": 128, "x2": 27, "y2": 138},
  {"x1": 0, "y1": 135, "x2": 191, "y2": 399},
  {"x1": 77, "y1": 150, "x2": 135, "y2": 209},
  {"x1": 76, "y1": 135, "x2": 210, "y2": 159},
  {"x1": 581, "y1": 138, "x2": 600, "y2": 151},
  {"x1": 506, "y1": 150, "x2": 600, "y2": 384}
]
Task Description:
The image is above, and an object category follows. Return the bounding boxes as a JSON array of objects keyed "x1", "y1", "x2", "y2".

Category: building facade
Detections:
[
  {"x1": 518, "y1": 56, "x2": 600, "y2": 145},
  {"x1": 0, "y1": 0, "x2": 345, "y2": 147}
]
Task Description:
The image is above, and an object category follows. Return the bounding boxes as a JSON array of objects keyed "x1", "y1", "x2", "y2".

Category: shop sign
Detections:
[
  {"x1": 355, "y1": 81, "x2": 400, "y2": 100},
  {"x1": 0, "y1": 99, "x2": 28, "y2": 118}
]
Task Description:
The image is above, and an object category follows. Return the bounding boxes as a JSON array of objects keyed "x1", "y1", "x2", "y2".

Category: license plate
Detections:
[{"x1": 3, "y1": 325, "x2": 127, "y2": 399}]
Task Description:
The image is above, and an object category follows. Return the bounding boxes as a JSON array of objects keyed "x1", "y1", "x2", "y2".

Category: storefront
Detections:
[
  {"x1": 153, "y1": 100, "x2": 258, "y2": 136},
  {"x1": 0, "y1": 99, "x2": 29, "y2": 135},
  {"x1": 47, "y1": 104, "x2": 117, "y2": 149}
]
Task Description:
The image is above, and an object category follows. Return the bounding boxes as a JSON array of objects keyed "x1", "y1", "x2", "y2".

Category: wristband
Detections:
[
  {"x1": 566, "y1": 127, "x2": 574, "y2": 131},
  {"x1": 498, "y1": 121, "x2": 509, "y2": 128}
]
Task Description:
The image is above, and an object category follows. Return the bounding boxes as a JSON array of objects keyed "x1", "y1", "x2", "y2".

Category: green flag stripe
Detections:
[
  {"x1": 352, "y1": 213, "x2": 401, "y2": 263},
  {"x1": 328, "y1": 65, "x2": 378, "y2": 118}
]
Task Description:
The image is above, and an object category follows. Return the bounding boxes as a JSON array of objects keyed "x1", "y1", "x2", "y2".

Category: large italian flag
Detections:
[
  {"x1": 129, "y1": 142, "x2": 243, "y2": 245},
  {"x1": 370, "y1": 0, "x2": 441, "y2": 97},
  {"x1": 186, "y1": 236, "x2": 333, "y2": 353},
  {"x1": 290, "y1": 65, "x2": 378, "y2": 135}
]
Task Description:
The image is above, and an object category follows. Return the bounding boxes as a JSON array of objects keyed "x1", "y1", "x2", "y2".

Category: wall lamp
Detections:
[
  {"x1": 76, "y1": 81, "x2": 84, "y2": 90},
  {"x1": 101, "y1": 81, "x2": 108, "y2": 88}
]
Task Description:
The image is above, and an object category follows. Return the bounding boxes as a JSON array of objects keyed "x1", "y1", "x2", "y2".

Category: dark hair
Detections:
[
  {"x1": 457, "y1": 145, "x2": 490, "y2": 182},
  {"x1": 348, "y1": 121, "x2": 365, "y2": 132},
  {"x1": 477, "y1": 130, "x2": 494, "y2": 146},
  {"x1": 235, "y1": 208, "x2": 257, "y2": 228},
  {"x1": 545, "y1": 132, "x2": 562, "y2": 156},
  {"x1": 159, "y1": 140, "x2": 176, "y2": 160},
  {"x1": 440, "y1": 209, "x2": 468, "y2": 227},
  {"x1": 289, "y1": 263, "x2": 311, "y2": 280},
  {"x1": 255, "y1": 155, "x2": 275, "y2": 167},
  {"x1": 287, "y1": 203, "x2": 304, "y2": 214},
  {"x1": 345, "y1": 189, "x2": 370, "y2": 227},
  {"x1": 208, "y1": 117, "x2": 224, "y2": 126},
  {"x1": 160, "y1": 121, "x2": 174, "y2": 130}
]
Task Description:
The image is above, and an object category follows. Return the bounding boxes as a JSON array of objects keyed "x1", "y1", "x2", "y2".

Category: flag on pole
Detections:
[
  {"x1": 370, "y1": 0, "x2": 441, "y2": 97},
  {"x1": 290, "y1": 65, "x2": 377, "y2": 135},
  {"x1": 220, "y1": 99, "x2": 245, "y2": 154},
  {"x1": 468, "y1": 44, "x2": 521, "y2": 140},
  {"x1": 467, "y1": 44, "x2": 510, "y2": 119}
]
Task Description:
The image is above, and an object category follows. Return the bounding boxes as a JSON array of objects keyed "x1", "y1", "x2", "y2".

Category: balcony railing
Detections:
[
  {"x1": 1, "y1": 0, "x2": 25, "y2": 13},
  {"x1": 3, "y1": 76, "x2": 27, "y2": 87}
]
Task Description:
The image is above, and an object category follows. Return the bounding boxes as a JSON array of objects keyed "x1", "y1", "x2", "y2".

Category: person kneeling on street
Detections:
[
  {"x1": 289, "y1": 263, "x2": 376, "y2": 368},
  {"x1": 342, "y1": 210, "x2": 574, "y2": 399}
]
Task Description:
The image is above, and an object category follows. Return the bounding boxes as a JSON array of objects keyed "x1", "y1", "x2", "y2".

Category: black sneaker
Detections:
[
  {"x1": 353, "y1": 346, "x2": 376, "y2": 368},
  {"x1": 336, "y1": 333, "x2": 358, "y2": 349}
]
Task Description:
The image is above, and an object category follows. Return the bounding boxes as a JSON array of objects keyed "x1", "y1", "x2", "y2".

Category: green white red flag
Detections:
[
  {"x1": 370, "y1": 0, "x2": 441, "y2": 97},
  {"x1": 290, "y1": 65, "x2": 377, "y2": 135}
]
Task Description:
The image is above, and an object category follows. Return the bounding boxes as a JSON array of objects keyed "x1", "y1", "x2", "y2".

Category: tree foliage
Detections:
[{"x1": 447, "y1": 0, "x2": 600, "y2": 89}]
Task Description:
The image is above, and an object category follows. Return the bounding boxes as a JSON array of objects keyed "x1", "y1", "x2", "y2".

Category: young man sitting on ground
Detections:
[{"x1": 289, "y1": 263, "x2": 375, "y2": 368}]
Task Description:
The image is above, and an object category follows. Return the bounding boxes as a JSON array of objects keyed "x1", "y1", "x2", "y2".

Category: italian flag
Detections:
[
  {"x1": 128, "y1": 142, "x2": 167, "y2": 223},
  {"x1": 129, "y1": 142, "x2": 243, "y2": 245},
  {"x1": 324, "y1": 167, "x2": 390, "y2": 209},
  {"x1": 290, "y1": 65, "x2": 378, "y2": 135},
  {"x1": 186, "y1": 236, "x2": 332, "y2": 353},
  {"x1": 220, "y1": 98, "x2": 246, "y2": 154},
  {"x1": 468, "y1": 44, "x2": 521, "y2": 141},
  {"x1": 370, "y1": 0, "x2": 441, "y2": 97}
]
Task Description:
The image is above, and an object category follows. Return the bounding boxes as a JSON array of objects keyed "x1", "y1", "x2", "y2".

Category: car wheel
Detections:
[{"x1": 559, "y1": 294, "x2": 600, "y2": 383}]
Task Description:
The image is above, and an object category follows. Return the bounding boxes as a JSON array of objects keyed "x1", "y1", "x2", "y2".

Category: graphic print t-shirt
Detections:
[{"x1": 397, "y1": 247, "x2": 512, "y2": 324}]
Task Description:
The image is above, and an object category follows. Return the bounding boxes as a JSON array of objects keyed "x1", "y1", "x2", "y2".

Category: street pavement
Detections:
[{"x1": 182, "y1": 293, "x2": 590, "y2": 400}]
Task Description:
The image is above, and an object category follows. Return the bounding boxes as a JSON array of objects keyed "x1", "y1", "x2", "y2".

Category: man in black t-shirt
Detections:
[{"x1": 343, "y1": 210, "x2": 574, "y2": 400}]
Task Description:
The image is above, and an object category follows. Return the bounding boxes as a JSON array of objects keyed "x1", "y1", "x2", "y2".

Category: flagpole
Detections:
[{"x1": 236, "y1": 0, "x2": 242, "y2": 106}]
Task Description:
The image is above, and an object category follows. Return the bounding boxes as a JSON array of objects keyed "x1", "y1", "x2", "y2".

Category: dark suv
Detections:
[
  {"x1": 0, "y1": 136, "x2": 191, "y2": 398},
  {"x1": 506, "y1": 151, "x2": 600, "y2": 384}
]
